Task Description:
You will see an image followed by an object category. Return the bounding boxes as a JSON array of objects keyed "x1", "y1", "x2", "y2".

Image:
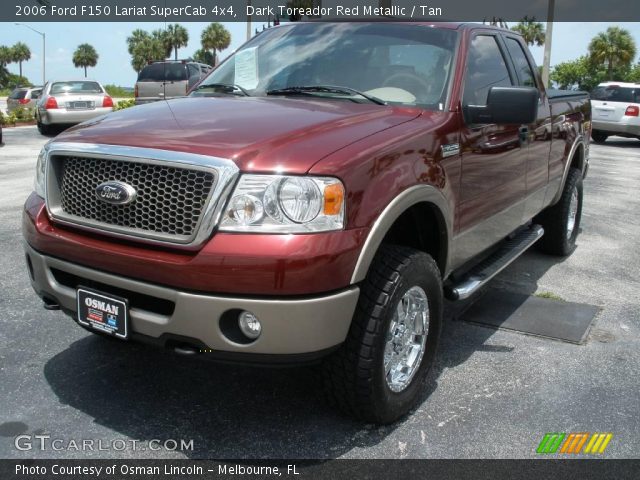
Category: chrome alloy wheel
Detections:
[
  {"x1": 567, "y1": 185, "x2": 579, "y2": 239},
  {"x1": 383, "y1": 286, "x2": 430, "y2": 393}
]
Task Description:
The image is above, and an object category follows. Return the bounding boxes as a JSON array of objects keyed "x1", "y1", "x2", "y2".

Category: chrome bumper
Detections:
[{"x1": 24, "y1": 242, "x2": 359, "y2": 355}]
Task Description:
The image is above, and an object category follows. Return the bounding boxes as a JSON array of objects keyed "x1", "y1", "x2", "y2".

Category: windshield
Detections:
[
  {"x1": 50, "y1": 82, "x2": 103, "y2": 95},
  {"x1": 193, "y1": 23, "x2": 458, "y2": 109}
]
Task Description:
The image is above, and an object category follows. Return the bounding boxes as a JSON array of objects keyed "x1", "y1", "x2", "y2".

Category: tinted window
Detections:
[
  {"x1": 591, "y1": 86, "x2": 639, "y2": 103},
  {"x1": 463, "y1": 35, "x2": 512, "y2": 105},
  {"x1": 505, "y1": 37, "x2": 536, "y2": 87},
  {"x1": 30, "y1": 89, "x2": 42, "y2": 99},
  {"x1": 9, "y1": 90, "x2": 27, "y2": 100},
  {"x1": 50, "y1": 82, "x2": 103, "y2": 94},
  {"x1": 138, "y1": 63, "x2": 187, "y2": 82},
  {"x1": 187, "y1": 64, "x2": 200, "y2": 78}
]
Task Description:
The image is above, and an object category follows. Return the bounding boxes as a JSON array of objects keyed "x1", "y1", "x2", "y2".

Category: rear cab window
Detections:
[
  {"x1": 50, "y1": 82, "x2": 103, "y2": 95},
  {"x1": 504, "y1": 37, "x2": 537, "y2": 87},
  {"x1": 137, "y1": 63, "x2": 188, "y2": 82},
  {"x1": 9, "y1": 90, "x2": 27, "y2": 100},
  {"x1": 591, "y1": 85, "x2": 640, "y2": 103}
]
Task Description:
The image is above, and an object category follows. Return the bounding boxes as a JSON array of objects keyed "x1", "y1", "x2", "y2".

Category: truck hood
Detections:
[{"x1": 57, "y1": 97, "x2": 422, "y2": 173}]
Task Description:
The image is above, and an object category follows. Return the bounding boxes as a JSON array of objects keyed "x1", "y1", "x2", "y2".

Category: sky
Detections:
[{"x1": 1, "y1": 21, "x2": 639, "y2": 87}]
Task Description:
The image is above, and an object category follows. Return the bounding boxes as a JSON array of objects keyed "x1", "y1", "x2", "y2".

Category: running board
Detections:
[{"x1": 445, "y1": 225, "x2": 544, "y2": 301}]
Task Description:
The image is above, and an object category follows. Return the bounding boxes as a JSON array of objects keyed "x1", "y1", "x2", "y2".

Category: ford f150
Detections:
[{"x1": 23, "y1": 22, "x2": 591, "y2": 423}]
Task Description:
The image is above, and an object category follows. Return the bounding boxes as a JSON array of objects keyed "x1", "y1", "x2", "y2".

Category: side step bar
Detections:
[{"x1": 445, "y1": 225, "x2": 544, "y2": 301}]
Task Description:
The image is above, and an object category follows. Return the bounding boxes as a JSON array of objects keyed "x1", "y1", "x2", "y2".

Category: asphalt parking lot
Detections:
[{"x1": 0, "y1": 126, "x2": 638, "y2": 459}]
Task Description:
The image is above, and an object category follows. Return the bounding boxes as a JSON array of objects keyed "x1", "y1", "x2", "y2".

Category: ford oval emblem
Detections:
[{"x1": 95, "y1": 181, "x2": 137, "y2": 205}]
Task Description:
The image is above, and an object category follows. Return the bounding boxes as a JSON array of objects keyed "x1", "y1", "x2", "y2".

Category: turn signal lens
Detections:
[
  {"x1": 323, "y1": 183, "x2": 345, "y2": 216},
  {"x1": 102, "y1": 96, "x2": 114, "y2": 108},
  {"x1": 45, "y1": 97, "x2": 58, "y2": 110},
  {"x1": 625, "y1": 106, "x2": 639, "y2": 116}
]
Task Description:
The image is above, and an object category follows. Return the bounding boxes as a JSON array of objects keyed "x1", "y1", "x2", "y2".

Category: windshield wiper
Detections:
[
  {"x1": 266, "y1": 85, "x2": 386, "y2": 105},
  {"x1": 193, "y1": 83, "x2": 251, "y2": 96}
]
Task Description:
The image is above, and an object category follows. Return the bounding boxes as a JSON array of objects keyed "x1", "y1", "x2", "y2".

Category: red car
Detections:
[{"x1": 23, "y1": 22, "x2": 590, "y2": 423}]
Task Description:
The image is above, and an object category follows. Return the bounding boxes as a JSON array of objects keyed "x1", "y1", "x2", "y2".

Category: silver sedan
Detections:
[{"x1": 36, "y1": 80, "x2": 114, "y2": 135}]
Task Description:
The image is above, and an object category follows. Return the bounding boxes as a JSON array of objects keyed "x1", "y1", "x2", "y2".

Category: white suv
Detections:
[{"x1": 591, "y1": 82, "x2": 640, "y2": 143}]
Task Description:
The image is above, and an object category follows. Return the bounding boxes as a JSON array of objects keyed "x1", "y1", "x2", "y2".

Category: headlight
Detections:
[
  {"x1": 219, "y1": 175, "x2": 345, "y2": 233},
  {"x1": 34, "y1": 146, "x2": 48, "y2": 198}
]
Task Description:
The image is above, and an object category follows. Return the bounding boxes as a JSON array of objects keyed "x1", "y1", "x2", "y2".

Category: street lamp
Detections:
[{"x1": 15, "y1": 23, "x2": 45, "y2": 86}]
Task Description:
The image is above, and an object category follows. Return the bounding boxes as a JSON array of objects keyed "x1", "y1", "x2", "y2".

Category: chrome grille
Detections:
[{"x1": 58, "y1": 156, "x2": 216, "y2": 237}]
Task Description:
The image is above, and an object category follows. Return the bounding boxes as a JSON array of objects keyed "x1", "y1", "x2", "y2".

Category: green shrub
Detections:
[
  {"x1": 8, "y1": 107, "x2": 35, "y2": 123},
  {"x1": 113, "y1": 98, "x2": 136, "y2": 111},
  {"x1": 104, "y1": 84, "x2": 134, "y2": 98}
]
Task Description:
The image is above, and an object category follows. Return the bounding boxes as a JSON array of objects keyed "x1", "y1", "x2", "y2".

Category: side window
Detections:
[
  {"x1": 505, "y1": 38, "x2": 536, "y2": 87},
  {"x1": 463, "y1": 35, "x2": 513, "y2": 106},
  {"x1": 188, "y1": 64, "x2": 200, "y2": 78}
]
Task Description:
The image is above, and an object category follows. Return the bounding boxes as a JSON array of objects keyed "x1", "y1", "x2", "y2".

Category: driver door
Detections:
[{"x1": 452, "y1": 33, "x2": 528, "y2": 267}]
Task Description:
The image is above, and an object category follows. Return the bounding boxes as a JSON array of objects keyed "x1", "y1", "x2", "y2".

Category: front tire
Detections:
[
  {"x1": 322, "y1": 245, "x2": 443, "y2": 424},
  {"x1": 536, "y1": 167, "x2": 583, "y2": 256}
]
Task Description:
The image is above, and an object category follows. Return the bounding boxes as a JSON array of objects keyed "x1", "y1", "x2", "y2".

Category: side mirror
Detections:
[{"x1": 466, "y1": 86, "x2": 539, "y2": 125}]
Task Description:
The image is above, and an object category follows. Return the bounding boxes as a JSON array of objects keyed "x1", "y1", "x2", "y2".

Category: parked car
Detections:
[
  {"x1": 134, "y1": 60, "x2": 212, "y2": 105},
  {"x1": 591, "y1": 81, "x2": 640, "y2": 143},
  {"x1": 7, "y1": 86, "x2": 43, "y2": 112},
  {"x1": 35, "y1": 80, "x2": 114, "y2": 135},
  {"x1": 23, "y1": 22, "x2": 591, "y2": 424}
]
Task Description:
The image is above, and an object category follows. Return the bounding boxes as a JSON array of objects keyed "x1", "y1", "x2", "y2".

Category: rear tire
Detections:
[
  {"x1": 591, "y1": 131, "x2": 608, "y2": 144},
  {"x1": 37, "y1": 121, "x2": 50, "y2": 135},
  {"x1": 535, "y1": 167, "x2": 583, "y2": 256},
  {"x1": 322, "y1": 245, "x2": 443, "y2": 424}
]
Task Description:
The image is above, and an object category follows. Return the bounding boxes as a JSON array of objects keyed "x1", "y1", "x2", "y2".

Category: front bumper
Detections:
[{"x1": 24, "y1": 242, "x2": 359, "y2": 356}]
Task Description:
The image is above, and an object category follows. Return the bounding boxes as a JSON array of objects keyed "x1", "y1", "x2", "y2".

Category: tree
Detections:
[
  {"x1": 127, "y1": 29, "x2": 149, "y2": 56},
  {"x1": 193, "y1": 48, "x2": 214, "y2": 67},
  {"x1": 588, "y1": 26, "x2": 637, "y2": 78},
  {"x1": 511, "y1": 16, "x2": 545, "y2": 47},
  {"x1": 0, "y1": 45, "x2": 12, "y2": 69},
  {"x1": 131, "y1": 36, "x2": 166, "y2": 73},
  {"x1": 11, "y1": 42, "x2": 31, "y2": 78},
  {"x1": 201, "y1": 23, "x2": 231, "y2": 66},
  {"x1": 551, "y1": 57, "x2": 590, "y2": 90},
  {"x1": 165, "y1": 24, "x2": 189, "y2": 60},
  {"x1": 72, "y1": 44, "x2": 98, "y2": 77}
]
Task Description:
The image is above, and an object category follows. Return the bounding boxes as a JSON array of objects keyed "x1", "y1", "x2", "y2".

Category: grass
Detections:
[
  {"x1": 104, "y1": 84, "x2": 134, "y2": 98},
  {"x1": 535, "y1": 291, "x2": 564, "y2": 301}
]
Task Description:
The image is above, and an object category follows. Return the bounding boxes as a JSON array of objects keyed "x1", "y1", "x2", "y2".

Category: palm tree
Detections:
[
  {"x1": 72, "y1": 44, "x2": 99, "y2": 77},
  {"x1": 511, "y1": 16, "x2": 545, "y2": 47},
  {"x1": 127, "y1": 29, "x2": 149, "y2": 56},
  {"x1": 131, "y1": 37, "x2": 166, "y2": 73},
  {"x1": 0, "y1": 45, "x2": 12, "y2": 69},
  {"x1": 201, "y1": 23, "x2": 231, "y2": 66},
  {"x1": 589, "y1": 26, "x2": 637, "y2": 78},
  {"x1": 165, "y1": 24, "x2": 189, "y2": 60},
  {"x1": 11, "y1": 42, "x2": 31, "y2": 78},
  {"x1": 193, "y1": 48, "x2": 214, "y2": 67}
]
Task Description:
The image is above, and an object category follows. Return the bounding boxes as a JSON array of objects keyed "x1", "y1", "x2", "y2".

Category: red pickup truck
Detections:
[{"x1": 23, "y1": 22, "x2": 590, "y2": 423}]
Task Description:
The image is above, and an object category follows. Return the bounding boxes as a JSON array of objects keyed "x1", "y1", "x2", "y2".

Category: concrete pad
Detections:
[{"x1": 460, "y1": 289, "x2": 600, "y2": 344}]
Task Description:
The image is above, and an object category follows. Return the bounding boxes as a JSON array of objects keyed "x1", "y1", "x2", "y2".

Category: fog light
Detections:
[{"x1": 238, "y1": 311, "x2": 261, "y2": 339}]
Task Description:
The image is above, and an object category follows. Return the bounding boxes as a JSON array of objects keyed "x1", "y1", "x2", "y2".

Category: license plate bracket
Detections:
[{"x1": 77, "y1": 287, "x2": 129, "y2": 339}]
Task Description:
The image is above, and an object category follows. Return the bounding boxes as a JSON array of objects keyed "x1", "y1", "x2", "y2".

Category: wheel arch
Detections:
[
  {"x1": 550, "y1": 136, "x2": 587, "y2": 205},
  {"x1": 350, "y1": 185, "x2": 452, "y2": 284}
]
